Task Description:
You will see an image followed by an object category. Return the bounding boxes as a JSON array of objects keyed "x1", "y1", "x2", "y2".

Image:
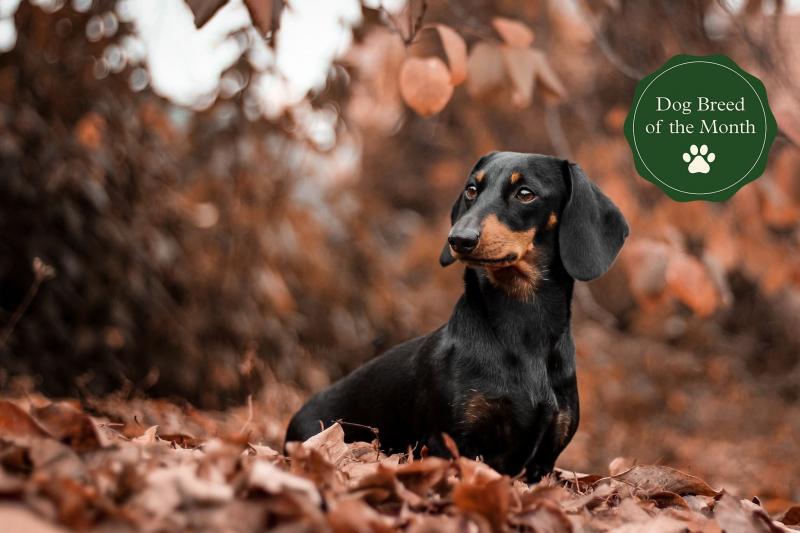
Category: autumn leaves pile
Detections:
[{"x1": 0, "y1": 397, "x2": 798, "y2": 531}]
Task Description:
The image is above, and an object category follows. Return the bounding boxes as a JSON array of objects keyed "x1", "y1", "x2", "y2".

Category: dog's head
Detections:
[{"x1": 440, "y1": 152, "x2": 628, "y2": 294}]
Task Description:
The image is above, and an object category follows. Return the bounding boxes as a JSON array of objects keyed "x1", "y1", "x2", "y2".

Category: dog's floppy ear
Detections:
[
  {"x1": 440, "y1": 152, "x2": 499, "y2": 267},
  {"x1": 558, "y1": 162, "x2": 629, "y2": 281}
]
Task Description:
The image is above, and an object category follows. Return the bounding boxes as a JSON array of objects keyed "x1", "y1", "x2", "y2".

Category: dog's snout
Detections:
[{"x1": 448, "y1": 229, "x2": 480, "y2": 254}]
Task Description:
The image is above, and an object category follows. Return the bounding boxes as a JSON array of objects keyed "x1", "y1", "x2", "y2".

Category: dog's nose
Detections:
[{"x1": 448, "y1": 230, "x2": 480, "y2": 254}]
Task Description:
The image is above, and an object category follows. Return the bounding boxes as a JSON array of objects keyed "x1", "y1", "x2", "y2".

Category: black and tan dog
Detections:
[{"x1": 286, "y1": 152, "x2": 628, "y2": 481}]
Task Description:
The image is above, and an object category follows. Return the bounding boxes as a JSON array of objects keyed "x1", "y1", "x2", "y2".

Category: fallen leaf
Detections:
[
  {"x1": 395, "y1": 456, "x2": 449, "y2": 496},
  {"x1": 780, "y1": 505, "x2": 800, "y2": 526},
  {"x1": 609, "y1": 456, "x2": 636, "y2": 476},
  {"x1": 249, "y1": 460, "x2": 321, "y2": 506},
  {"x1": 453, "y1": 475, "x2": 511, "y2": 531},
  {"x1": 33, "y1": 403, "x2": 103, "y2": 453},
  {"x1": 133, "y1": 425, "x2": 159, "y2": 444},
  {"x1": 648, "y1": 490, "x2": 690, "y2": 510},
  {"x1": 441, "y1": 432, "x2": 459, "y2": 458},
  {"x1": 0, "y1": 400, "x2": 51, "y2": 440},
  {"x1": 713, "y1": 493, "x2": 777, "y2": 533},
  {"x1": 611, "y1": 465, "x2": 718, "y2": 497},
  {"x1": 511, "y1": 499, "x2": 572, "y2": 532},
  {"x1": 302, "y1": 422, "x2": 348, "y2": 465}
]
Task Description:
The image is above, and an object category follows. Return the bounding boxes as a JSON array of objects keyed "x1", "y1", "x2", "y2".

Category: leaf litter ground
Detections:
[{"x1": 0, "y1": 395, "x2": 798, "y2": 532}]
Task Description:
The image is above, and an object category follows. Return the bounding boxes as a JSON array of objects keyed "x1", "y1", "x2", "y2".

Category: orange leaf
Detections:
[
  {"x1": 0, "y1": 400, "x2": 51, "y2": 440},
  {"x1": 531, "y1": 50, "x2": 566, "y2": 103},
  {"x1": 466, "y1": 42, "x2": 507, "y2": 99},
  {"x1": 501, "y1": 46, "x2": 537, "y2": 108},
  {"x1": 434, "y1": 24, "x2": 468, "y2": 86},
  {"x1": 612, "y1": 465, "x2": 719, "y2": 497},
  {"x1": 492, "y1": 17, "x2": 535, "y2": 48},
  {"x1": 399, "y1": 57, "x2": 454, "y2": 117},
  {"x1": 665, "y1": 253, "x2": 719, "y2": 317}
]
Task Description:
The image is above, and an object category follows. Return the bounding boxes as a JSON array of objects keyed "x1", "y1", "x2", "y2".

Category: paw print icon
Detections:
[{"x1": 682, "y1": 144, "x2": 716, "y2": 174}]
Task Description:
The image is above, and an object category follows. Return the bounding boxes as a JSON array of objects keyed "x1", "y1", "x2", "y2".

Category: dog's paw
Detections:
[{"x1": 525, "y1": 465, "x2": 553, "y2": 484}]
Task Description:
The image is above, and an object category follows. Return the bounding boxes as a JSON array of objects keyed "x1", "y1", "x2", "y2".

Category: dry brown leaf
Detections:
[
  {"x1": 434, "y1": 24, "x2": 468, "y2": 85},
  {"x1": 511, "y1": 499, "x2": 572, "y2": 532},
  {"x1": 713, "y1": 493, "x2": 778, "y2": 533},
  {"x1": 249, "y1": 460, "x2": 321, "y2": 506},
  {"x1": 0, "y1": 503, "x2": 65, "y2": 533},
  {"x1": 492, "y1": 17, "x2": 535, "y2": 48},
  {"x1": 665, "y1": 253, "x2": 719, "y2": 317},
  {"x1": 531, "y1": 50, "x2": 567, "y2": 103},
  {"x1": 0, "y1": 400, "x2": 51, "y2": 440},
  {"x1": 395, "y1": 456, "x2": 449, "y2": 496},
  {"x1": 622, "y1": 239, "x2": 670, "y2": 308},
  {"x1": 327, "y1": 498, "x2": 395, "y2": 533},
  {"x1": 244, "y1": 0, "x2": 280, "y2": 36},
  {"x1": 453, "y1": 475, "x2": 512, "y2": 531},
  {"x1": 466, "y1": 42, "x2": 507, "y2": 99},
  {"x1": 458, "y1": 456, "x2": 502, "y2": 485},
  {"x1": 399, "y1": 57, "x2": 454, "y2": 117},
  {"x1": 185, "y1": 0, "x2": 228, "y2": 28},
  {"x1": 441, "y1": 432, "x2": 459, "y2": 458},
  {"x1": 780, "y1": 505, "x2": 800, "y2": 526},
  {"x1": 609, "y1": 456, "x2": 636, "y2": 476},
  {"x1": 302, "y1": 422, "x2": 348, "y2": 465},
  {"x1": 133, "y1": 425, "x2": 159, "y2": 444},
  {"x1": 501, "y1": 46, "x2": 537, "y2": 108},
  {"x1": 648, "y1": 490, "x2": 690, "y2": 510},
  {"x1": 248, "y1": 443, "x2": 281, "y2": 458},
  {"x1": 33, "y1": 403, "x2": 103, "y2": 453},
  {"x1": 611, "y1": 465, "x2": 718, "y2": 497}
]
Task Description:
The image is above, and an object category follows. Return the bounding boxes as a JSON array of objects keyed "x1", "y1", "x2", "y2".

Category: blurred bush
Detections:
[{"x1": 1, "y1": 0, "x2": 799, "y2": 420}]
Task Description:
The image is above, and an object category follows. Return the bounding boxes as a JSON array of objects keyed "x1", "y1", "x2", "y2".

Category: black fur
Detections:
[{"x1": 285, "y1": 152, "x2": 629, "y2": 482}]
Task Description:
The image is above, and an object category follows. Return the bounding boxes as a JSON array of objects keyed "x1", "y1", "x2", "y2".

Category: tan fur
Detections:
[
  {"x1": 510, "y1": 171, "x2": 521, "y2": 184},
  {"x1": 463, "y1": 393, "x2": 492, "y2": 425},
  {"x1": 554, "y1": 410, "x2": 572, "y2": 447},
  {"x1": 469, "y1": 214, "x2": 540, "y2": 299},
  {"x1": 475, "y1": 170, "x2": 486, "y2": 183},
  {"x1": 547, "y1": 212, "x2": 558, "y2": 230},
  {"x1": 473, "y1": 214, "x2": 535, "y2": 262}
]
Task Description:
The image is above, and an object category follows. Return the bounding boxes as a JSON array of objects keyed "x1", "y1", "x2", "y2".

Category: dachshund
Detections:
[{"x1": 285, "y1": 152, "x2": 628, "y2": 482}]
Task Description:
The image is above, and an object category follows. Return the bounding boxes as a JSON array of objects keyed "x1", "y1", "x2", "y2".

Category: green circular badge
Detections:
[{"x1": 624, "y1": 55, "x2": 777, "y2": 202}]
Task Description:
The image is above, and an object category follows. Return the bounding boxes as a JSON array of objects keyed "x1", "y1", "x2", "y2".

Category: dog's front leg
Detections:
[{"x1": 523, "y1": 383, "x2": 579, "y2": 483}]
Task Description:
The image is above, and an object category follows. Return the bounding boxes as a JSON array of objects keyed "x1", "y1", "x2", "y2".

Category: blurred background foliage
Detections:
[{"x1": 0, "y1": 0, "x2": 799, "y2": 503}]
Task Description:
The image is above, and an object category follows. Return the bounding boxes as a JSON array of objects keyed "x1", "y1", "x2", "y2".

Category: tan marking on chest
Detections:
[{"x1": 462, "y1": 393, "x2": 509, "y2": 427}]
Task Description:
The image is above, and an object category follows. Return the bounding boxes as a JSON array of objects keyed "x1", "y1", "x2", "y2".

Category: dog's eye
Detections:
[
  {"x1": 515, "y1": 187, "x2": 536, "y2": 203},
  {"x1": 464, "y1": 185, "x2": 478, "y2": 201}
]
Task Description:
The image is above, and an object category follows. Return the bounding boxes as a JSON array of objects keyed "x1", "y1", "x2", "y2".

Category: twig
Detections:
[
  {"x1": 0, "y1": 258, "x2": 55, "y2": 351},
  {"x1": 576, "y1": 0, "x2": 643, "y2": 80},
  {"x1": 544, "y1": 105, "x2": 573, "y2": 161},
  {"x1": 335, "y1": 419, "x2": 380, "y2": 439},
  {"x1": 239, "y1": 394, "x2": 254, "y2": 434},
  {"x1": 379, "y1": 0, "x2": 428, "y2": 46}
]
